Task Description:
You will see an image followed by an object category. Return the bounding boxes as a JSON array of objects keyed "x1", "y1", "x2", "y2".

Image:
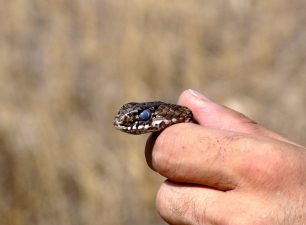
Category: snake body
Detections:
[{"x1": 113, "y1": 101, "x2": 193, "y2": 135}]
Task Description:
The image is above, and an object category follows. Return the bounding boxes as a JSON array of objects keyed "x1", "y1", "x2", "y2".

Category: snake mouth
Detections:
[
  {"x1": 113, "y1": 118, "x2": 134, "y2": 132},
  {"x1": 113, "y1": 123, "x2": 132, "y2": 133},
  {"x1": 114, "y1": 124, "x2": 128, "y2": 131},
  {"x1": 113, "y1": 118, "x2": 154, "y2": 134},
  {"x1": 113, "y1": 119, "x2": 126, "y2": 130}
]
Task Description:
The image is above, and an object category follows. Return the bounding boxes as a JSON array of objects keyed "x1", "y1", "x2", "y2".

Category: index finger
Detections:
[
  {"x1": 145, "y1": 120, "x2": 299, "y2": 191},
  {"x1": 146, "y1": 123, "x2": 243, "y2": 191}
]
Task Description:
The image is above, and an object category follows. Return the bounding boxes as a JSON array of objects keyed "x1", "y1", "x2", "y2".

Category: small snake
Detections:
[{"x1": 113, "y1": 101, "x2": 193, "y2": 135}]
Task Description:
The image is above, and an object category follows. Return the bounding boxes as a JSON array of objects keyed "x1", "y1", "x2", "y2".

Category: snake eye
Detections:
[{"x1": 139, "y1": 109, "x2": 151, "y2": 121}]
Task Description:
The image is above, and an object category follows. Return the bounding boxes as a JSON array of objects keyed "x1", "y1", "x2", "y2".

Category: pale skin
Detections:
[{"x1": 145, "y1": 89, "x2": 306, "y2": 225}]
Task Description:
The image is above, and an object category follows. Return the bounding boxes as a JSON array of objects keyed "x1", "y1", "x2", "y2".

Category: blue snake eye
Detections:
[{"x1": 139, "y1": 109, "x2": 151, "y2": 121}]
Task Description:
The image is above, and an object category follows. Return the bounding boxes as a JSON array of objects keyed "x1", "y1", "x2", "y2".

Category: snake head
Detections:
[{"x1": 113, "y1": 101, "x2": 193, "y2": 135}]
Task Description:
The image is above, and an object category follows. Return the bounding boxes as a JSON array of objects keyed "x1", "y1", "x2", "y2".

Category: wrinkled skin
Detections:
[{"x1": 145, "y1": 89, "x2": 306, "y2": 225}]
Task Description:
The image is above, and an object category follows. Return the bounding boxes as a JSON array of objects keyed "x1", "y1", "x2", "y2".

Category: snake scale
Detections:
[{"x1": 113, "y1": 101, "x2": 193, "y2": 135}]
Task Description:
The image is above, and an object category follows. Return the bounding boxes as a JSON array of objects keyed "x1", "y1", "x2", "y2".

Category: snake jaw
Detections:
[{"x1": 113, "y1": 101, "x2": 193, "y2": 135}]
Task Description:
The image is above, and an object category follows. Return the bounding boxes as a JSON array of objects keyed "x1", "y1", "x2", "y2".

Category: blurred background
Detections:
[{"x1": 0, "y1": 0, "x2": 306, "y2": 224}]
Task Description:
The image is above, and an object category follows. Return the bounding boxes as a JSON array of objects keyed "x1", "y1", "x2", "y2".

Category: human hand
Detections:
[{"x1": 145, "y1": 89, "x2": 306, "y2": 225}]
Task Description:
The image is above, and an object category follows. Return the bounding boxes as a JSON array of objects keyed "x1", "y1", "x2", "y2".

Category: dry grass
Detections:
[{"x1": 0, "y1": 0, "x2": 305, "y2": 224}]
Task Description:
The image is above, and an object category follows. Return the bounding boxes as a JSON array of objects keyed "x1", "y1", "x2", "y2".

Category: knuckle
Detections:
[
  {"x1": 155, "y1": 183, "x2": 168, "y2": 213},
  {"x1": 156, "y1": 182, "x2": 202, "y2": 224},
  {"x1": 156, "y1": 182, "x2": 190, "y2": 223},
  {"x1": 151, "y1": 128, "x2": 181, "y2": 175}
]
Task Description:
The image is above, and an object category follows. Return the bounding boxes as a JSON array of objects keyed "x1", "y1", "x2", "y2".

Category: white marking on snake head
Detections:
[{"x1": 152, "y1": 119, "x2": 170, "y2": 127}]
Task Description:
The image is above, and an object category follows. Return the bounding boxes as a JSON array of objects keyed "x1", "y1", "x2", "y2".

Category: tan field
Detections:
[{"x1": 0, "y1": 0, "x2": 305, "y2": 224}]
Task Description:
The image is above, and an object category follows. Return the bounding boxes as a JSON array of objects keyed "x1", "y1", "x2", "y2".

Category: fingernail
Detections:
[{"x1": 187, "y1": 89, "x2": 213, "y2": 102}]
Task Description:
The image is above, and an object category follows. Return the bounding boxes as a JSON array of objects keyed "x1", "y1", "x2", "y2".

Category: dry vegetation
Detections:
[{"x1": 0, "y1": 0, "x2": 305, "y2": 225}]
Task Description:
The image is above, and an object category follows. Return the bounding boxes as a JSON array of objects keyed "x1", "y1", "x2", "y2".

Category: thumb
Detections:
[{"x1": 178, "y1": 89, "x2": 293, "y2": 144}]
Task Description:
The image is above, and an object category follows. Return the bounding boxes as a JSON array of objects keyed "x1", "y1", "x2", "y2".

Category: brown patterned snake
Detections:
[{"x1": 113, "y1": 101, "x2": 193, "y2": 135}]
